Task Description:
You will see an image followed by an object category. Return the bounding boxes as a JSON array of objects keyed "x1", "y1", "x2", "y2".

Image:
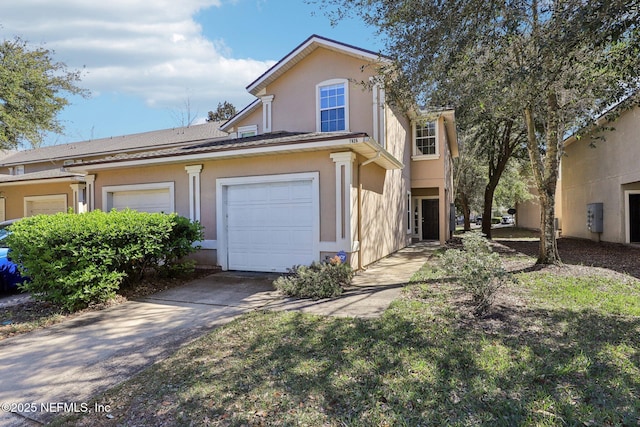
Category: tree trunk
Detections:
[
  {"x1": 481, "y1": 186, "x2": 495, "y2": 238},
  {"x1": 460, "y1": 192, "x2": 471, "y2": 231},
  {"x1": 523, "y1": 97, "x2": 562, "y2": 265},
  {"x1": 537, "y1": 190, "x2": 560, "y2": 264}
]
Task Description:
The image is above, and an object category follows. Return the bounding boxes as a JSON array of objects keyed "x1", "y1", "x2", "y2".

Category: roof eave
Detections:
[
  {"x1": 220, "y1": 99, "x2": 262, "y2": 132},
  {"x1": 67, "y1": 134, "x2": 403, "y2": 172}
]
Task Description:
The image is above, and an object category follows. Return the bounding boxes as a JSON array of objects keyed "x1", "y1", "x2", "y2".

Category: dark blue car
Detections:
[{"x1": 0, "y1": 219, "x2": 26, "y2": 293}]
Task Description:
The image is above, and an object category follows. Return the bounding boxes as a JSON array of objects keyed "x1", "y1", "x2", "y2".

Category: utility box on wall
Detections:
[{"x1": 586, "y1": 202, "x2": 603, "y2": 233}]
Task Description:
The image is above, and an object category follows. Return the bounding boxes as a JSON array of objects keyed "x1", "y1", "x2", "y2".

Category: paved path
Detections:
[{"x1": 0, "y1": 243, "x2": 437, "y2": 426}]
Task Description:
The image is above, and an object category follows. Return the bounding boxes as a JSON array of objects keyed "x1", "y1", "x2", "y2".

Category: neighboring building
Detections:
[
  {"x1": 517, "y1": 103, "x2": 640, "y2": 244},
  {"x1": 560, "y1": 104, "x2": 640, "y2": 244},
  {"x1": 0, "y1": 35, "x2": 459, "y2": 272}
]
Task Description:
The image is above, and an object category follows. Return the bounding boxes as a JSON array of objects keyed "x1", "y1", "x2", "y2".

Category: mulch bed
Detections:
[{"x1": 497, "y1": 237, "x2": 640, "y2": 280}]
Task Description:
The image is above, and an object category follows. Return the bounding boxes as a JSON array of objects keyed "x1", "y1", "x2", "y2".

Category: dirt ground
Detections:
[{"x1": 496, "y1": 237, "x2": 640, "y2": 280}]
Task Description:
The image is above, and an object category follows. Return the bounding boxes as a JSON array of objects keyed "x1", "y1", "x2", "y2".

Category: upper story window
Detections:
[
  {"x1": 237, "y1": 125, "x2": 258, "y2": 138},
  {"x1": 413, "y1": 120, "x2": 438, "y2": 159},
  {"x1": 14, "y1": 165, "x2": 25, "y2": 175},
  {"x1": 317, "y1": 79, "x2": 349, "y2": 132}
]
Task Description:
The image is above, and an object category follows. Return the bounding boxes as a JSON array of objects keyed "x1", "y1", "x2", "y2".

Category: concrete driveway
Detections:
[
  {"x1": 0, "y1": 243, "x2": 435, "y2": 426},
  {"x1": 0, "y1": 274, "x2": 280, "y2": 426}
]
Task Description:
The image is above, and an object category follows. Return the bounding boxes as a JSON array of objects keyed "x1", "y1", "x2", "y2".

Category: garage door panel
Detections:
[
  {"x1": 110, "y1": 188, "x2": 172, "y2": 214},
  {"x1": 25, "y1": 196, "x2": 68, "y2": 217},
  {"x1": 225, "y1": 178, "x2": 317, "y2": 272}
]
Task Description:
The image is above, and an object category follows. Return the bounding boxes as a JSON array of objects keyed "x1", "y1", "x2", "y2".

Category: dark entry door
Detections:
[
  {"x1": 630, "y1": 194, "x2": 640, "y2": 243},
  {"x1": 422, "y1": 199, "x2": 439, "y2": 240}
]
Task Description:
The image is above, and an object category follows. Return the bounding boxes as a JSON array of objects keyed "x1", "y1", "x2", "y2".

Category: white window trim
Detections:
[
  {"x1": 24, "y1": 194, "x2": 68, "y2": 217},
  {"x1": 237, "y1": 125, "x2": 258, "y2": 138},
  {"x1": 412, "y1": 120, "x2": 440, "y2": 160},
  {"x1": 14, "y1": 165, "x2": 25, "y2": 175},
  {"x1": 102, "y1": 182, "x2": 175, "y2": 213},
  {"x1": 316, "y1": 78, "x2": 349, "y2": 133},
  {"x1": 216, "y1": 172, "x2": 320, "y2": 271}
]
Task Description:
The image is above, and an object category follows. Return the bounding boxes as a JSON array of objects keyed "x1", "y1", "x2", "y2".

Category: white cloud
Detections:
[{"x1": 0, "y1": 0, "x2": 275, "y2": 115}]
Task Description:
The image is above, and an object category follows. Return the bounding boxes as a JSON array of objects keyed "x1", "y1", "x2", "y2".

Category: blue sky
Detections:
[{"x1": 0, "y1": 0, "x2": 383, "y2": 146}]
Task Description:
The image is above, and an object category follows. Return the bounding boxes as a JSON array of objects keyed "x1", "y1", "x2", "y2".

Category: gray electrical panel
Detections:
[{"x1": 587, "y1": 203, "x2": 603, "y2": 233}]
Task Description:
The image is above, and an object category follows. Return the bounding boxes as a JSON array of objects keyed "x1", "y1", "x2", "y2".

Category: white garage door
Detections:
[
  {"x1": 25, "y1": 195, "x2": 68, "y2": 217},
  {"x1": 111, "y1": 188, "x2": 172, "y2": 213},
  {"x1": 225, "y1": 178, "x2": 317, "y2": 272}
]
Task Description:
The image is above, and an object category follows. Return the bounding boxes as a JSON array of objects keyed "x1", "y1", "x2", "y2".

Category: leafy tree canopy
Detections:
[
  {"x1": 0, "y1": 37, "x2": 87, "y2": 148},
  {"x1": 315, "y1": 0, "x2": 640, "y2": 264},
  {"x1": 207, "y1": 101, "x2": 237, "y2": 122}
]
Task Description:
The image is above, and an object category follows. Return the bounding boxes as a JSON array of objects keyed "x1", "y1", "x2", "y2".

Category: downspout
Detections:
[{"x1": 356, "y1": 151, "x2": 381, "y2": 270}]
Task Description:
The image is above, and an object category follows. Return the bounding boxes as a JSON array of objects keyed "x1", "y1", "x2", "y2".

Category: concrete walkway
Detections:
[{"x1": 0, "y1": 243, "x2": 437, "y2": 426}]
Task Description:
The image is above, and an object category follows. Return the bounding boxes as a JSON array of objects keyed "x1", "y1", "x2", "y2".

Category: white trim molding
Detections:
[
  {"x1": 85, "y1": 175, "x2": 96, "y2": 211},
  {"x1": 330, "y1": 152, "x2": 356, "y2": 249},
  {"x1": 185, "y1": 165, "x2": 202, "y2": 222},
  {"x1": 261, "y1": 95, "x2": 274, "y2": 133},
  {"x1": 70, "y1": 183, "x2": 87, "y2": 214},
  {"x1": 102, "y1": 182, "x2": 175, "y2": 213},
  {"x1": 216, "y1": 172, "x2": 320, "y2": 271}
]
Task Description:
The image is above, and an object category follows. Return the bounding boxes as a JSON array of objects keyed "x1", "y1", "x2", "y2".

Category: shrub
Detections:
[
  {"x1": 6, "y1": 210, "x2": 203, "y2": 311},
  {"x1": 440, "y1": 233, "x2": 515, "y2": 316},
  {"x1": 274, "y1": 256, "x2": 353, "y2": 299}
]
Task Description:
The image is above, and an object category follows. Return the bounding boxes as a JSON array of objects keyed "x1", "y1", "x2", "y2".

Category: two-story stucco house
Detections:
[{"x1": 0, "y1": 35, "x2": 458, "y2": 272}]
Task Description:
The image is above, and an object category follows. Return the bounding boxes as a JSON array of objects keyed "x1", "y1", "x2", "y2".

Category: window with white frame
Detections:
[
  {"x1": 14, "y1": 165, "x2": 25, "y2": 175},
  {"x1": 414, "y1": 121, "x2": 438, "y2": 157},
  {"x1": 237, "y1": 125, "x2": 258, "y2": 138},
  {"x1": 317, "y1": 79, "x2": 348, "y2": 132}
]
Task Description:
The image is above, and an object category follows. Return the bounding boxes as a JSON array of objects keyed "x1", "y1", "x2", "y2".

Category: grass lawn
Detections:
[{"x1": 55, "y1": 249, "x2": 640, "y2": 426}]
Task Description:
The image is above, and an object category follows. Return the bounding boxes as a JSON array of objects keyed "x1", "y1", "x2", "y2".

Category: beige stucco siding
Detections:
[
  {"x1": 1, "y1": 182, "x2": 74, "y2": 219},
  {"x1": 358, "y1": 158, "x2": 410, "y2": 267},
  {"x1": 561, "y1": 106, "x2": 640, "y2": 242},
  {"x1": 91, "y1": 151, "x2": 338, "y2": 244},
  {"x1": 235, "y1": 47, "x2": 380, "y2": 136}
]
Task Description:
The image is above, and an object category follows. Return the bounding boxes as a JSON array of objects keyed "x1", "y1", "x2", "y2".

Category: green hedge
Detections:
[{"x1": 6, "y1": 210, "x2": 203, "y2": 311}]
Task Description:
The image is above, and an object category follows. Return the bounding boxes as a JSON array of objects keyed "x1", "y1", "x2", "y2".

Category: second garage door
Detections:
[
  {"x1": 104, "y1": 183, "x2": 174, "y2": 214},
  {"x1": 224, "y1": 176, "x2": 318, "y2": 272},
  {"x1": 25, "y1": 195, "x2": 68, "y2": 217}
]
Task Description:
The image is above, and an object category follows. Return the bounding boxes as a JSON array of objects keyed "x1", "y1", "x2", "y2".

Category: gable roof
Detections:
[
  {"x1": 222, "y1": 35, "x2": 389, "y2": 133},
  {"x1": 245, "y1": 34, "x2": 389, "y2": 97},
  {"x1": 0, "y1": 121, "x2": 227, "y2": 166}
]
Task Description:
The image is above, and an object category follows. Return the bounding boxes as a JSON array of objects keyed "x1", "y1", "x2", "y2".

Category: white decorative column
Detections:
[
  {"x1": 378, "y1": 87, "x2": 386, "y2": 148},
  {"x1": 85, "y1": 175, "x2": 95, "y2": 211},
  {"x1": 70, "y1": 183, "x2": 87, "y2": 213},
  {"x1": 185, "y1": 165, "x2": 203, "y2": 221},
  {"x1": 372, "y1": 80, "x2": 379, "y2": 142},
  {"x1": 330, "y1": 152, "x2": 356, "y2": 249},
  {"x1": 261, "y1": 95, "x2": 274, "y2": 133}
]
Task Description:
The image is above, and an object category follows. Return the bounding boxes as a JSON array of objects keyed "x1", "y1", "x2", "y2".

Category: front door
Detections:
[
  {"x1": 421, "y1": 199, "x2": 439, "y2": 240},
  {"x1": 630, "y1": 194, "x2": 640, "y2": 243}
]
